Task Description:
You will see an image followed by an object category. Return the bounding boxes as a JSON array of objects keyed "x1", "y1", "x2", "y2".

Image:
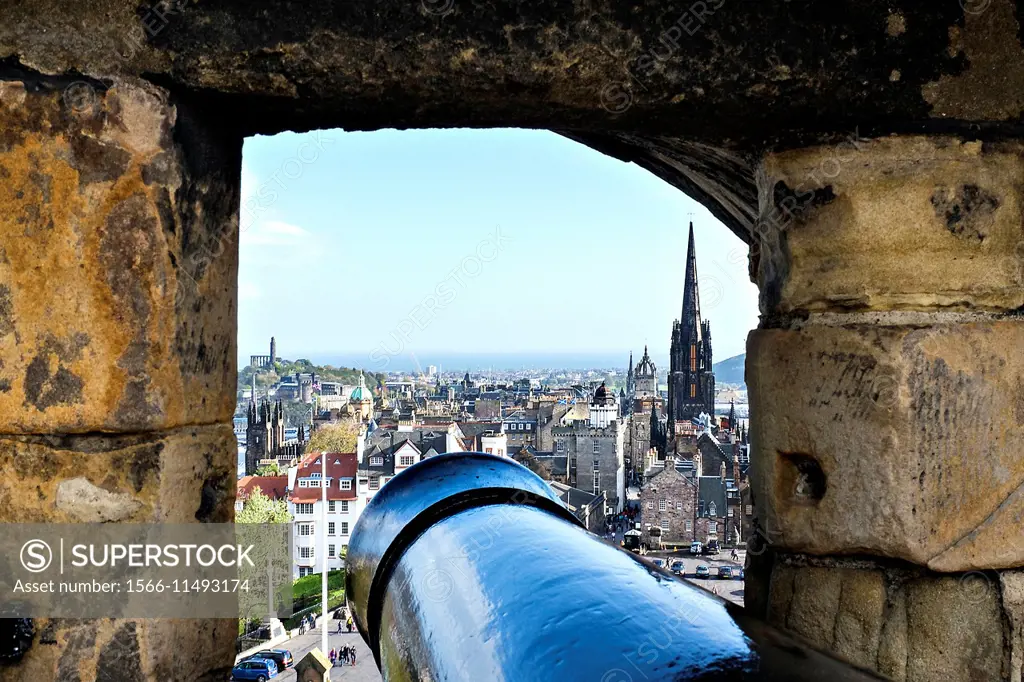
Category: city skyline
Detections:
[{"x1": 239, "y1": 128, "x2": 759, "y2": 367}]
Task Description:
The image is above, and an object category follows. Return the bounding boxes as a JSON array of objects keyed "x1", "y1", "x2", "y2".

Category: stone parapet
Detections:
[
  {"x1": 0, "y1": 424, "x2": 236, "y2": 524},
  {"x1": 748, "y1": 319, "x2": 1024, "y2": 571},
  {"x1": 0, "y1": 78, "x2": 238, "y2": 434},
  {"x1": 763, "y1": 554, "x2": 1013, "y2": 682},
  {"x1": 757, "y1": 136, "x2": 1024, "y2": 315}
]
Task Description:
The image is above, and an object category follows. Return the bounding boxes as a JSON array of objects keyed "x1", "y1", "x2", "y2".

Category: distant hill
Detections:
[{"x1": 713, "y1": 354, "x2": 746, "y2": 386}]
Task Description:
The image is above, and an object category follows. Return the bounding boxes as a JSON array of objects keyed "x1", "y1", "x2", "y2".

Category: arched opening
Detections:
[{"x1": 234, "y1": 128, "x2": 760, "y2": 646}]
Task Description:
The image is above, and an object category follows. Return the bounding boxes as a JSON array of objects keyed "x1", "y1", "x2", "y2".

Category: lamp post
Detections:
[{"x1": 320, "y1": 450, "x2": 328, "y2": 657}]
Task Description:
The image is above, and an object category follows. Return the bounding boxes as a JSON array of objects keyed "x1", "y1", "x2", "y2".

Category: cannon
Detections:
[{"x1": 346, "y1": 453, "x2": 884, "y2": 681}]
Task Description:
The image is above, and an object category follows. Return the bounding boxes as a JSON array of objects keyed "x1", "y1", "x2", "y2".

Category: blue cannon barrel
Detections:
[{"x1": 346, "y1": 453, "x2": 883, "y2": 681}]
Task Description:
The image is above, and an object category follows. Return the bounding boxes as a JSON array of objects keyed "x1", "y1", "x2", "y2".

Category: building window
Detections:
[
  {"x1": 341, "y1": 479, "x2": 352, "y2": 490},
  {"x1": 328, "y1": 522, "x2": 335, "y2": 536},
  {"x1": 370, "y1": 456, "x2": 383, "y2": 466},
  {"x1": 690, "y1": 383, "x2": 696, "y2": 398},
  {"x1": 728, "y1": 508, "x2": 734, "y2": 517},
  {"x1": 660, "y1": 519, "x2": 670, "y2": 531},
  {"x1": 485, "y1": 448, "x2": 493, "y2": 454},
  {"x1": 526, "y1": 423, "x2": 532, "y2": 431},
  {"x1": 369, "y1": 478, "x2": 380, "y2": 490},
  {"x1": 709, "y1": 502, "x2": 717, "y2": 517},
  {"x1": 341, "y1": 500, "x2": 350, "y2": 513},
  {"x1": 659, "y1": 499, "x2": 667, "y2": 512},
  {"x1": 685, "y1": 520, "x2": 692, "y2": 532},
  {"x1": 298, "y1": 523, "x2": 313, "y2": 536},
  {"x1": 296, "y1": 503, "x2": 313, "y2": 515},
  {"x1": 647, "y1": 500, "x2": 653, "y2": 510},
  {"x1": 299, "y1": 547, "x2": 314, "y2": 559},
  {"x1": 593, "y1": 459, "x2": 600, "y2": 469},
  {"x1": 341, "y1": 522, "x2": 350, "y2": 535},
  {"x1": 399, "y1": 455, "x2": 414, "y2": 467},
  {"x1": 746, "y1": 504, "x2": 754, "y2": 515},
  {"x1": 690, "y1": 345, "x2": 696, "y2": 372},
  {"x1": 328, "y1": 501, "x2": 336, "y2": 513},
  {"x1": 710, "y1": 523, "x2": 718, "y2": 534},
  {"x1": 328, "y1": 544, "x2": 335, "y2": 558},
  {"x1": 592, "y1": 471, "x2": 600, "y2": 495},
  {"x1": 593, "y1": 441, "x2": 600, "y2": 453},
  {"x1": 676, "y1": 501, "x2": 682, "y2": 511}
]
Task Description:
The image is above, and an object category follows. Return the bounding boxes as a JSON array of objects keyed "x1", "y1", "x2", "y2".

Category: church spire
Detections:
[{"x1": 681, "y1": 222, "x2": 702, "y2": 343}]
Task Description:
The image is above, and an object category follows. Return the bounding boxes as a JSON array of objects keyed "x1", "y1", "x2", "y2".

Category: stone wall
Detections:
[
  {"x1": 747, "y1": 135, "x2": 1024, "y2": 681},
  {"x1": 0, "y1": 73, "x2": 241, "y2": 679}
]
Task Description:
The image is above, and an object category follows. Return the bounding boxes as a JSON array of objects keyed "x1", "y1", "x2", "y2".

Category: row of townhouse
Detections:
[{"x1": 238, "y1": 419, "x2": 517, "y2": 579}]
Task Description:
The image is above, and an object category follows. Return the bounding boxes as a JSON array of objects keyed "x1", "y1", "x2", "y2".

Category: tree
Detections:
[
  {"x1": 305, "y1": 420, "x2": 360, "y2": 454},
  {"x1": 255, "y1": 462, "x2": 281, "y2": 476},
  {"x1": 236, "y1": 487, "x2": 290, "y2": 524},
  {"x1": 516, "y1": 451, "x2": 551, "y2": 480}
]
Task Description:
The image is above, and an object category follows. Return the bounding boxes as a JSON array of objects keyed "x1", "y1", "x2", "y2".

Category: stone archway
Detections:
[{"x1": 1, "y1": 1, "x2": 1024, "y2": 679}]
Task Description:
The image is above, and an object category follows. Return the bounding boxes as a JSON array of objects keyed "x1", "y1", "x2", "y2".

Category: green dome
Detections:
[{"x1": 351, "y1": 386, "x2": 370, "y2": 401}]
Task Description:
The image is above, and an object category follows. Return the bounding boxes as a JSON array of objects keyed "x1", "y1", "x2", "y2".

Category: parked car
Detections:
[
  {"x1": 689, "y1": 541, "x2": 703, "y2": 555},
  {"x1": 651, "y1": 557, "x2": 666, "y2": 569},
  {"x1": 247, "y1": 650, "x2": 292, "y2": 670},
  {"x1": 231, "y1": 657, "x2": 278, "y2": 681},
  {"x1": 718, "y1": 566, "x2": 734, "y2": 580},
  {"x1": 738, "y1": 567, "x2": 745, "y2": 580},
  {"x1": 695, "y1": 565, "x2": 711, "y2": 579},
  {"x1": 670, "y1": 560, "x2": 685, "y2": 575},
  {"x1": 703, "y1": 539, "x2": 721, "y2": 555}
]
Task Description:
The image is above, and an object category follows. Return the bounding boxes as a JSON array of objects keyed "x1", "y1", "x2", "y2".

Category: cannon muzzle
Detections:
[{"x1": 346, "y1": 453, "x2": 883, "y2": 681}]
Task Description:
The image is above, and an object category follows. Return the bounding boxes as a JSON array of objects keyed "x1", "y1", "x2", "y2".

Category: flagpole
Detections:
[{"x1": 321, "y1": 450, "x2": 328, "y2": 656}]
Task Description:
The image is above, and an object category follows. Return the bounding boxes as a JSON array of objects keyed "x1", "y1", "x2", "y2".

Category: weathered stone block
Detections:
[
  {"x1": 0, "y1": 618, "x2": 235, "y2": 681},
  {"x1": 0, "y1": 79, "x2": 238, "y2": 434},
  {"x1": 748, "y1": 320, "x2": 1024, "y2": 570},
  {"x1": 0, "y1": 424, "x2": 236, "y2": 523},
  {"x1": 758, "y1": 136, "x2": 1024, "y2": 314},
  {"x1": 767, "y1": 560, "x2": 1006, "y2": 681}
]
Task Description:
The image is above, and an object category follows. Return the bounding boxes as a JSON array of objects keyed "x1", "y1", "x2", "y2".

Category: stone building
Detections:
[
  {"x1": 633, "y1": 345, "x2": 658, "y2": 398},
  {"x1": 639, "y1": 456, "x2": 698, "y2": 547},
  {"x1": 667, "y1": 224, "x2": 715, "y2": 444},
  {"x1": 551, "y1": 383, "x2": 625, "y2": 513},
  {"x1": 245, "y1": 397, "x2": 304, "y2": 474}
]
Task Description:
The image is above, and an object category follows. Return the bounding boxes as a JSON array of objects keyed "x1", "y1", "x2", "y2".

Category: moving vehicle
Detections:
[
  {"x1": 245, "y1": 650, "x2": 292, "y2": 670},
  {"x1": 718, "y1": 566, "x2": 734, "y2": 580},
  {"x1": 704, "y1": 539, "x2": 720, "y2": 555},
  {"x1": 651, "y1": 558, "x2": 666, "y2": 569},
  {"x1": 695, "y1": 565, "x2": 711, "y2": 579},
  {"x1": 670, "y1": 560, "x2": 685, "y2": 575},
  {"x1": 689, "y1": 541, "x2": 703, "y2": 555},
  {"x1": 231, "y1": 657, "x2": 278, "y2": 681}
]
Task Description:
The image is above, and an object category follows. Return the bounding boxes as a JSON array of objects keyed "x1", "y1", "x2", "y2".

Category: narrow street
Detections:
[{"x1": 235, "y1": 620, "x2": 381, "y2": 682}]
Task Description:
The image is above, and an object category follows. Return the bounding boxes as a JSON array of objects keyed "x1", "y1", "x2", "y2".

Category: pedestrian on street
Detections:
[
  {"x1": 347, "y1": 616, "x2": 354, "y2": 633},
  {"x1": 329, "y1": 648, "x2": 336, "y2": 667},
  {"x1": 351, "y1": 646, "x2": 357, "y2": 666}
]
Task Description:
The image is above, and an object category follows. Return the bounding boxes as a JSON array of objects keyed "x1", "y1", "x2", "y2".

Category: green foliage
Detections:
[
  {"x1": 236, "y1": 487, "x2": 290, "y2": 524},
  {"x1": 254, "y1": 462, "x2": 281, "y2": 476},
  {"x1": 305, "y1": 420, "x2": 360, "y2": 454},
  {"x1": 293, "y1": 569, "x2": 346, "y2": 599}
]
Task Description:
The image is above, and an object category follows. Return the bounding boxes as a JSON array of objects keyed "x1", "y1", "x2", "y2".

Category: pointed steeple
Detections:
[
  {"x1": 728, "y1": 399, "x2": 735, "y2": 431},
  {"x1": 681, "y1": 222, "x2": 703, "y2": 345}
]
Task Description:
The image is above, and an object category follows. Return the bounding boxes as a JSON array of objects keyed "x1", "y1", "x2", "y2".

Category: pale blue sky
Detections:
[{"x1": 238, "y1": 128, "x2": 759, "y2": 370}]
